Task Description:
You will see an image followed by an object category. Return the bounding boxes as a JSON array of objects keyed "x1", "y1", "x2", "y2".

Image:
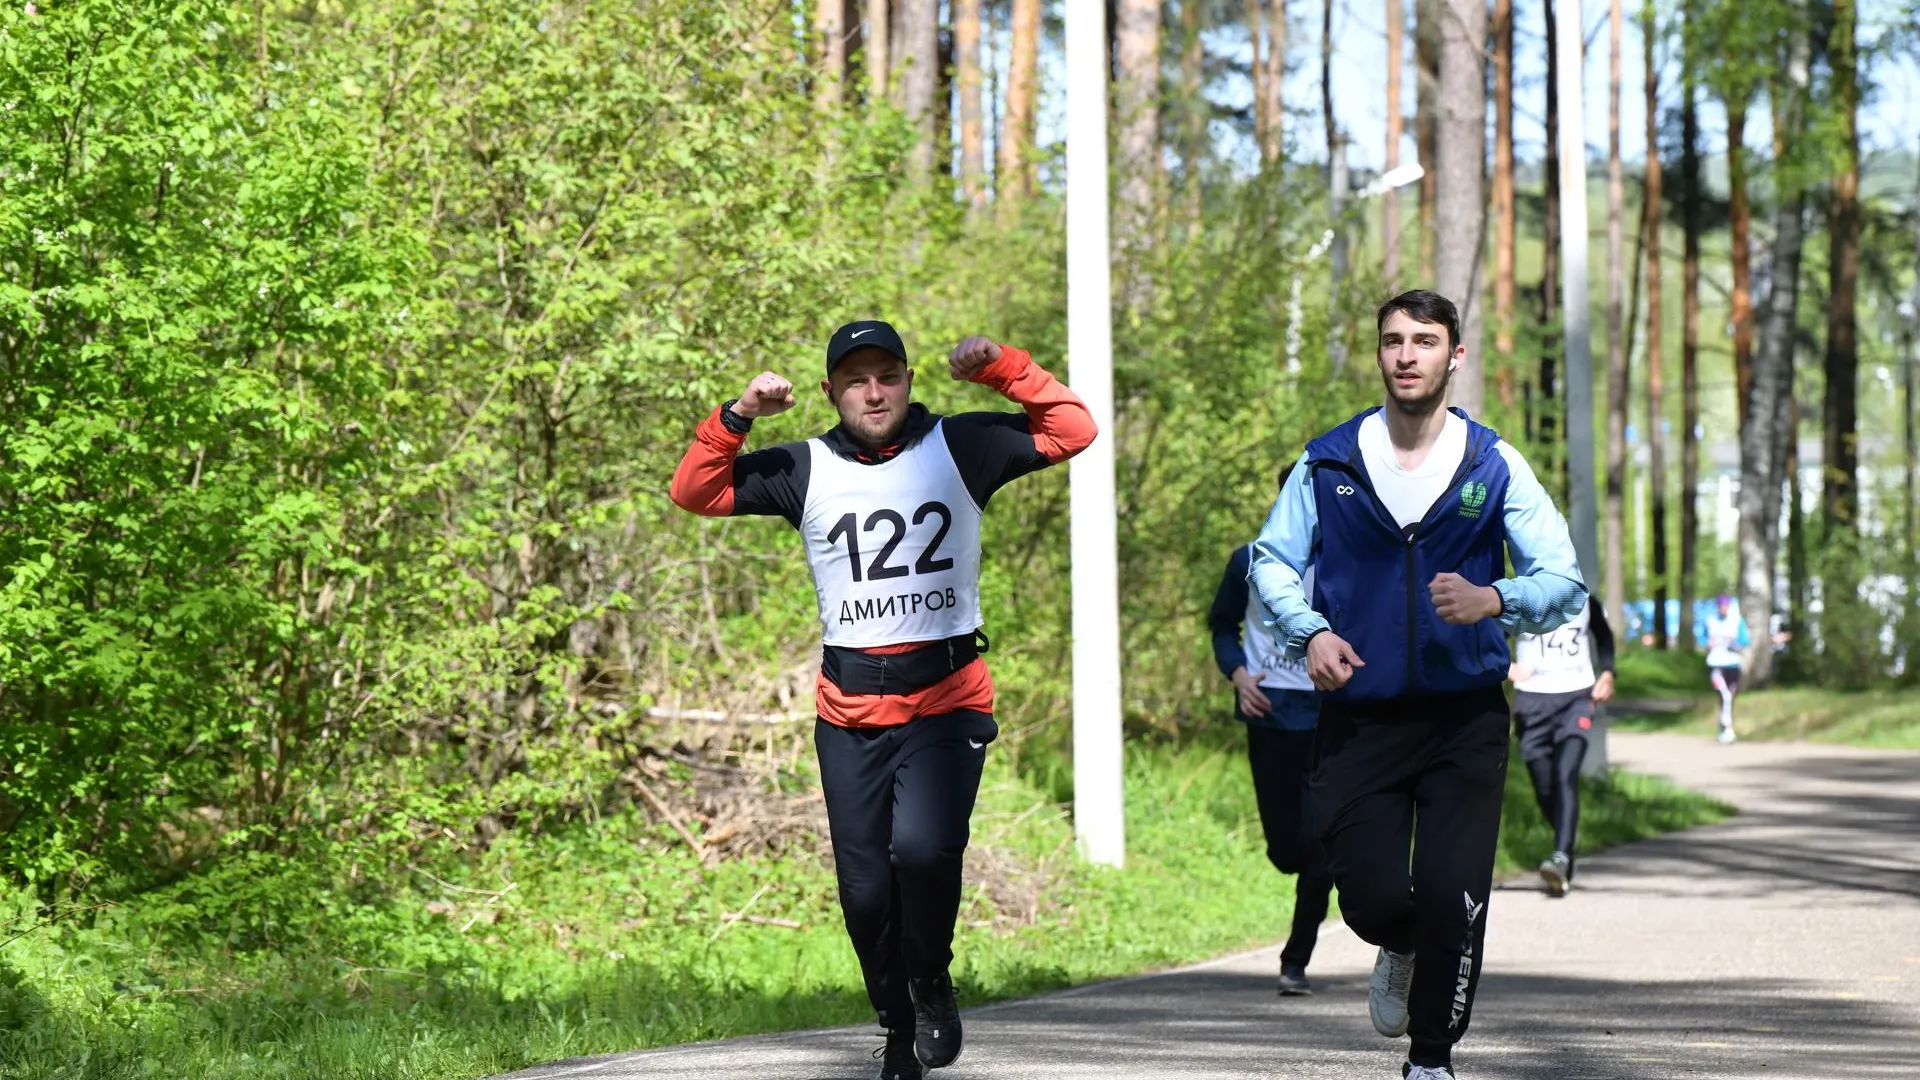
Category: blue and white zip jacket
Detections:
[{"x1": 1250, "y1": 407, "x2": 1588, "y2": 702}]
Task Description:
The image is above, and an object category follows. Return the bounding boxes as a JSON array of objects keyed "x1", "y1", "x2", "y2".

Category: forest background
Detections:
[{"x1": 0, "y1": 0, "x2": 1914, "y2": 1075}]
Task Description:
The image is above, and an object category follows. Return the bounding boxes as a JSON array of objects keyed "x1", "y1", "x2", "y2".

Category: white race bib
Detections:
[
  {"x1": 1513, "y1": 599, "x2": 1596, "y2": 694},
  {"x1": 801, "y1": 421, "x2": 985, "y2": 648}
]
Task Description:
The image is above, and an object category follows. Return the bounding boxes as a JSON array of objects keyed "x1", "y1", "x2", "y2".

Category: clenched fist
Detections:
[
  {"x1": 948, "y1": 336, "x2": 1003, "y2": 382},
  {"x1": 1306, "y1": 631, "x2": 1367, "y2": 691},
  {"x1": 732, "y1": 371, "x2": 796, "y2": 420},
  {"x1": 1429, "y1": 572, "x2": 1502, "y2": 626}
]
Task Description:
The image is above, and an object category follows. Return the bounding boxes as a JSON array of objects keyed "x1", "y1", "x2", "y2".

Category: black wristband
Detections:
[{"x1": 719, "y1": 399, "x2": 754, "y2": 435}]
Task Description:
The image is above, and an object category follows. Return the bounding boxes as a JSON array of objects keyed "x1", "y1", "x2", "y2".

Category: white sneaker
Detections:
[
  {"x1": 1402, "y1": 1065, "x2": 1455, "y2": 1079},
  {"x1": 1717, "y1": 727, "x2": 1737, "y2": 745},
  {"x1": 1369, "y1": 947, "x2": 1416, "y2": 1037}
]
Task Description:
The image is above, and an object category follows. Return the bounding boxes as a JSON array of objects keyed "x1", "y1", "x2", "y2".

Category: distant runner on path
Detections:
[
  {"x1": 1206, "y1": 465, "x2": 1335, "y2": 997},
  {"x1": 1250, "y1": 290, "x2": 1587, "y2": 1080},
  {"x1": 1509, "y1": 598, "x2": 1616, "y2": 896},
  {"x1": 670, "y1": 322, "x2": 1096, "y2": 1080},
  {"x1": 1703, "y1": 595, "x2": 1751, "y2": 744}
]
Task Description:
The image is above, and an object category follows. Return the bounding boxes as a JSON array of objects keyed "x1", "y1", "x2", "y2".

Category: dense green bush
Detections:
[{"x1": 0, "y1": 0, "x2": 1366, "y2": 913}]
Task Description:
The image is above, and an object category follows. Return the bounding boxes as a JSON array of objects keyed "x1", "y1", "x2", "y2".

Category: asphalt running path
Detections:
[{"x1": 498, "y1": 732, "x2": 1920, "y2": 1080}]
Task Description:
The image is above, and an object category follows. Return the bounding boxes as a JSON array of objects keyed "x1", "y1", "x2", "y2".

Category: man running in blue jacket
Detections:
[
  {"x1": 1251, "y1": 290, "x2": 1587, "y2": 1079},
  {"x1": 1207, "y1": 464, "x2": 1335, "y2": 997}
]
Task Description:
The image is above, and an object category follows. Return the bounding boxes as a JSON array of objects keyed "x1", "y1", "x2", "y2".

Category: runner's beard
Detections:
[
  {"x1": 843, "y1": 404, "x2": 909, "y2": 449},
  {"x1": 1383, "y1": 363, "x2": 1453, "y2": 417}
]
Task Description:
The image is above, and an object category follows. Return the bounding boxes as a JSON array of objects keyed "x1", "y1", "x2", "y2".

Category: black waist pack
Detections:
[{"x1": 820, "y1": 630, "x2": 991, "y2": 696}]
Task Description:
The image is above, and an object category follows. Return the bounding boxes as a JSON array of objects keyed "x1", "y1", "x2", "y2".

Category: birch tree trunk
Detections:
[
  {"x1": 1604, "y1": 0, "x2": 1628, "y2": 636},
  {"x1": 1493, "y1": 0, "x2": 1516, "y2": 405},
  {"x1": 1737, "y1": 10, "x2": 1811, "y2": 687},
  {"x1": 999, "y1": 0, "x2": 1041, "y2": 205},
  {"x1": 956, "y1": 0, "x2": 987, "y2": 211}
]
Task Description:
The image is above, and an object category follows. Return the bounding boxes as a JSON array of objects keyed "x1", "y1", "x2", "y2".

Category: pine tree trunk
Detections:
[
  {"x1": 896, "y1": 0, "x2": 939, "y2": 180},
  {"x1": 1116, "y1": 0, "x2": 1163, "y2": 246},
  {"x1": 1823, "y1": 0, "x2": 1860, "y2": 532},
  {"x1": 1265, "y1": 0, "x2": 1286, "y2": 160},
  {"x1": 1182, "y1": 0, "x2": 1207, "y2": 213},
  {"x1": 867, "y1": 0, "x2": 891, "y2": 104},
  {"x1": 1680, "y1": 14, "x2": 1701, "y2": 655},
  {"x1": 1322, "y1": 0, "x2": 1336, "y2": 159},
  {"x1": 1541, "y1": 0, "x2": 1562, "y2": 478},
  {"x1": 1244, "y1": 0, "x2": 1269, "y2": 159},
  {"x1": 1385, "y1": 0, "x2": 1404, "y2": 284},
  {"x1": 816, "y1": 0, "x2": 847, "y2": 110},
  {"x1": 1000, "y1": 0, "x2": 1041, "y2": 205},
  {"x1": 956, "y1": 0, "x2": 987, "y2": 211},
  {"x1": 1493, "y1": 0, "x2": 1516, "y2": 406},
  {"x1": 1415, "y1": 0, "x2": 1439, "y2": 281},
  {"x1": 1643, "y1": 0, "x2": 1667, "y2": 649},
  {"x1": 1434, "y1": 0, "x2": 1486, "y2": 416},
  {"x1": 1726, "y1": 102, "x2": 1753, "y2": 424},
  {"x1": 1603, "y1": 0, "x2": 1627, "y2": 636}
]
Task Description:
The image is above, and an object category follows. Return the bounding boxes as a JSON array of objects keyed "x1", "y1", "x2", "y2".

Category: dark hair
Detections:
[{"x1": 1376, "y1": 289, "x2": 1460, "y2": 352}]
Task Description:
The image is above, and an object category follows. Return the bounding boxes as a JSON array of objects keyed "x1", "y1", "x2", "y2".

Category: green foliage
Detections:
[
  {"x1": 1612, "y1": 684, "x2": 1920, "y2": 748},
  {"x1": 0, "y1": 729, "x2": 1729, "y2": 1080},
  {"x1": 0, "y1": 2, "x2": 1754, "y2": 1077},
  {"x1": 0, "y1": 0, "x2": 407, "y2": 885}
]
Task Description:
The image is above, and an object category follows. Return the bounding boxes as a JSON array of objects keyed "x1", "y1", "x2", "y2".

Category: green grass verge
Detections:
[
  {"x1": 1611, "y1": 647, "x2": 1920, "y2": 749},
  {"x1": 0, "y1": 725, "x2": 1728, "y2": 1080}
]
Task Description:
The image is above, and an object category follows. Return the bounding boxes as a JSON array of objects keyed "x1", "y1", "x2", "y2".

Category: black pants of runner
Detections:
[
  {"x1": 1311, "y1": 685, "x2": 1509, "y2": 1070},
  {"x1": 814, "y1": 710, "x2": 997, "y2": 1031},
  {"x1": 1246, "y1": 724, "x2": 1337, "y2": 969},
  {"x1": 1514, "y1": 689, "x2": 1593, "y2": 861}
]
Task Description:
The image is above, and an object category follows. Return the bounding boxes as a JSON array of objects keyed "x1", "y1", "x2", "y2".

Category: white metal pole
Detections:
[
  {"x1": 1066, "y1": 0, "x2": 1124, "y2": 867},
  {"x1": 1556, "y1": 0, "x2": 1599, "y2": 590}
]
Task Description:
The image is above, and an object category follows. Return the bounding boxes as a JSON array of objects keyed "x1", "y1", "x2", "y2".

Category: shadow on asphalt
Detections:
[
  {"x1": 958, "y1": 965, "x2": 1916, "y2": 1078},
  {"x1": 1620, "y1": 752, "x2": 1920, "y2": 900},
  {"x1": 502, "y1": 742, "x2": 1920, "y2": 1080}
]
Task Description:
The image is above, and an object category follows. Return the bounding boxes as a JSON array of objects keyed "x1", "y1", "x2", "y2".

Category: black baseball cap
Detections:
[{"x1": 825, "y1": 320, "x2": 909, "y2": 374}]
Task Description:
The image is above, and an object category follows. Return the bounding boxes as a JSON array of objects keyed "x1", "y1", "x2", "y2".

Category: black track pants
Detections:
[
  {"x1": 1514, "y1": 689, "x2": 1593, "y2": 859},
  {"x1": 1246, "y1": 724, "x2": 1337, "y2": 968},
  {"x1": 814, "y1": 710, "x2": 997, "y2": 1030},
  {"x1": 1311, "y1": 686, "x2": 1509, "y2": 1070}
]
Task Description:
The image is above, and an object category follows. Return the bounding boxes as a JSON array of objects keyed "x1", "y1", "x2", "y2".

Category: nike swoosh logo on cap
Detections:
[{"x1": 850, "y1": 328, "x2": 876, "y2": 338}]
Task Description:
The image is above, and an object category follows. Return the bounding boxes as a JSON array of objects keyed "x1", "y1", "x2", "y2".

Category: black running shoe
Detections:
[
  {"x1": 908, "y1": 972, "x2": 963, "y2": 1068},
  {"x1": 1277, "y1": 961, "x2": 1313, "y2": 996},
  {"x1": 874, "y1": 1026, "x2": 923, "y2": 1080}
]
